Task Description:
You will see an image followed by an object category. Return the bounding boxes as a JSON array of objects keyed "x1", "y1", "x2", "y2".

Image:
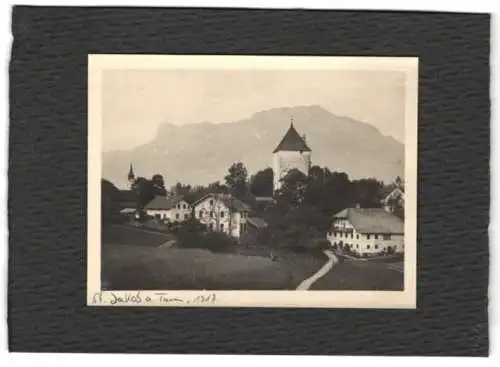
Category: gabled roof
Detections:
[
  {"x1": 144, "y1": 195, "x2": 187, "y2": 210},
  {"x1": 193, "y1": 193, "x2": 251, "y2": 212},
  {"x1": 273, "y1": 123, "x2": 311, "y2": 153},
  {"x1": 247, "y1": 217, "x2": 269, "y2": 229},
  {"x1": 254, "y1": 196, "x2": 275, "y2": 203},
  {"x1": 333, "y1": 208, "x2": 404, "y2": 235}
]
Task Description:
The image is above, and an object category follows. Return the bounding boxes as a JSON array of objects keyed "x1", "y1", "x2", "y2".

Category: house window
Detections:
[
  {"x1": 383, "y1": 234, "x2": 391, "y2": 240},
  {"x1": 367, "y1": 245, "x2": 371, "y2": 249},
  {"x1": 375, "y1": 244, "x2": 379, "y2": 249},
  {"x1": 220, "y1": 211, "x2": 225, "y2": 218},
  {"x1": 184, "y1": 213, "x2": 189, "y2": 219},
  {"x1": 209, "y1": 200, "x2": 214, "y2": 205},
  {"x1": 199, "y1": 211, "x2": 203, "y2": 218},
  {"x1": 220, "y1": 224, "x2": 224, "y2": 231},
  {"x1": 367, "y1": 234, "x2": 371, "y2": 240},
  {"x1": 350, "y1": 233, "x2": 353, "y2": 238},
  {"x1": 375, "y1": 234, "x2": 379, "y2": 240},
  {"x1": 183, "y1": 204, "x2": 186, "y2": 209},
  {"x1": 210, "y1": 211, "x2": 214, "y2": 218},
  {"x1": 175, "y1": 213, "x2": 180, "y2": 220},
  {"x1": 356, "y1": 234, "x2": 359, "y2": 239},
  {"x1": 356, "y1": 244, "x2": 359, "y2": 248}
]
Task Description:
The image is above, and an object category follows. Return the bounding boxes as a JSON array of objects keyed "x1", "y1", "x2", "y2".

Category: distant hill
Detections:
[{"x1": 102, "y1": 105, "x2": 404, "y2": 189}]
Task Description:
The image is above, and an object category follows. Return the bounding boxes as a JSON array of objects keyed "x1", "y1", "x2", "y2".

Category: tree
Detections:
[
  {"x1": 101, "y1": 179, "x2": 121, "y2": 223},
  {"x1": 224, "y1": 162, "x2": 248, "y2": 199},
  {"x1": 249, "y1": 167, "x2": 274, "y2": 197},
  {"x1": 131, "y1": 177, "x2": 156, "y2": 209},
  {"x1": 351, "y1": 178, "x2": 384, "y2": 208},
  {"x1": 207, "y1": 181, "x2": 228, "y2": 194},
  {"x1": 130, "y1": 174, "x2": 169, "y2": 209},
  {"x1": 173, "y1": 182, "x2": 192, "y2": 196},
  {"x1": 151, "y1": 174, "x2": 167, "y2": 196},
  {"x1": 275, "y1": 169, "x2": 308, "y2": 209}
]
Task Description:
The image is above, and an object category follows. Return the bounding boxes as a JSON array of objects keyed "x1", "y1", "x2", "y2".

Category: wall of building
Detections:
[
  {"x1": 145, "y1": 200, "x2": 192, "y2": 222},
  {"x1": 327, "y1": 227, "x2": 404, "y2": 256},
  {"x1": 193, "y1": 197, "x2": 248, "y2": 239},
  {"x1": 272, "y1": 150, "x2": 312, "y2": 191}
]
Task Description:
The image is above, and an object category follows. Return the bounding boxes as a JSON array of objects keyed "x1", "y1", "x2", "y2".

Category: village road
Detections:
[{"x1": 296, "y1": 250, "x2": 338, "y2": 290}]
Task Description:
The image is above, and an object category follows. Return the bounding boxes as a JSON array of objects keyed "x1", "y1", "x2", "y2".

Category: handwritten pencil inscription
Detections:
[{"x1": 91, "y1": 291, "x2": 217, "y2": 306}]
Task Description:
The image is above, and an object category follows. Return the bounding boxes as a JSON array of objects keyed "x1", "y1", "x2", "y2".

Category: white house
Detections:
[
  {"x1": 326, "y1": 207, "x2": 405, "y2": 256},
  {"x1": 272, "y1": 120, "x2": 312, "y2": 192},
  {"x1": 382, "y1": 187, "x2": 405, "y2": 213},
  {"x1": 144, "y1": 195, "x2": 192, "y2": 223},
  {"x1": 381, "y1": 177, "x2": 405, "y2": 214},
  {"x1": 192, "y1": 193, "x2": 251, "y2": 239}
]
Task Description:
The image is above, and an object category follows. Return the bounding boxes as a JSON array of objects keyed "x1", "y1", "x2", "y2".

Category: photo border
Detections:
[{"x1": 88, "y1": 54, "x2": 418, "y2": 309}]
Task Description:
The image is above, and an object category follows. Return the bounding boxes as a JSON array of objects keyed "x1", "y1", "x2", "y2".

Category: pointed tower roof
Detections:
[
  {"x1": 273, "y1": 120, "x2": 311, "y2": 153},
  {"x1": 128, "y1": 163, "x2": 135, "y2": 179}
]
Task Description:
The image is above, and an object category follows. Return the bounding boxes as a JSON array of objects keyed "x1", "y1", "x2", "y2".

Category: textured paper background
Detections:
[{"x1": 9, "y1": 6, "x2": 489, "y2": 355}]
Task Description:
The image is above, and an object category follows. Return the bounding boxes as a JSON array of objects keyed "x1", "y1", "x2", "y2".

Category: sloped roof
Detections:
[
  {"x1": 254, "y1": 196, "x2": 275, "y2": 203},
  {"x1": 333, "y1": 208, "x2": 404, "y2": 234},
  {"x1": 193, "y1": 193, "x2": 251, "y2": 212},
  {"x1": 273, "y1": 124, "x2": 311, "y2": 153},
  {"x1": 120, "y1": 208, "x2": 136, "y2": 214},
  {"x1": 144, "y1": 195, "x2": 187, "y2": 210},
  {"x1": 247, "y1": 217, "x2": 269, "y2": 229}
]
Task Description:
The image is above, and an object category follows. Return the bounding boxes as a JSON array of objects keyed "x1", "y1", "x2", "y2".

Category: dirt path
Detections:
[{"x1": 296, "y1": 250, "x2": 338, "y2": 290}]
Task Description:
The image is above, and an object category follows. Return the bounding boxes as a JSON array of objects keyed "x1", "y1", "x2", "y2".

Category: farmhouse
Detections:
[
  {"x1": 193, "y1": 193, "x2": 251, "y2": 239},
  {"x1": 381, "y1": 177, "x2": 405, "y2": 214},
  {"x1": 144, "y1": 195, "x2": 192, "y2": 222},
  {"x1": 326, "y1": 207, "x2": 404, "y2": 256}
]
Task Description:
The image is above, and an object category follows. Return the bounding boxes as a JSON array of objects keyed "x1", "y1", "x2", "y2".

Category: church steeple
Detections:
[
  {"x1": 272, "y1": 117, "x2": 312, "y2": 193},
  {"x1": 127, "y1": 163, "x2": 135, "y2": 186},
  {"x1": 272, "y1": 117, "x2": 311, "y2": 154}
]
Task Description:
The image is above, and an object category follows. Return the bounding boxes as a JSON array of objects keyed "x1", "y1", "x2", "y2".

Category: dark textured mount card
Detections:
[{"x1": 8, "y1": 6, "x2": 490, "y2": 355}]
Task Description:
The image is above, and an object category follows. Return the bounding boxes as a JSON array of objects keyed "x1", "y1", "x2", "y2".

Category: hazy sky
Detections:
[{"x1": 102, "y1": 69, "x2": 406, "y2": 152}]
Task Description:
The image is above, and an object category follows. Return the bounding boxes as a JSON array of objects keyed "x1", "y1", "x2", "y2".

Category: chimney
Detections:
[
  {"x1": 302, "y1": 134, "x2": 307, "y2": 142},
  {"x1": 355, "y1": 203, "x2": 361, "y2": 209}
]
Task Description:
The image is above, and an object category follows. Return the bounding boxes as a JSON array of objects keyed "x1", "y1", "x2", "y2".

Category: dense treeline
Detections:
[{"x1": 102, "y1": 162, "x2": 403, "y2": 251}]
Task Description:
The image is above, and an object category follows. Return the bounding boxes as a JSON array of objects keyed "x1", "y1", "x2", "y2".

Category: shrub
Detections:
[
  {"x1": 202, "y1": 231, "x2": 238, "y2": 253},
  {"x1": 175, "y1": 219, "x2": 237, "y2": 253},
  {"x1": 313, "y1": 238, "x2": 331, "y2": 251}
]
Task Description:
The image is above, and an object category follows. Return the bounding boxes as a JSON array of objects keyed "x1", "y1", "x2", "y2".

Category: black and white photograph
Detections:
[{"x1": 88, "y1": 55, "x2": 418, "y2": 308}]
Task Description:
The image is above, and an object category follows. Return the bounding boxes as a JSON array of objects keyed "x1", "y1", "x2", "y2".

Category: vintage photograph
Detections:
[{"x1": 88, "y1": 55, "x2": 418, "y2": 308}]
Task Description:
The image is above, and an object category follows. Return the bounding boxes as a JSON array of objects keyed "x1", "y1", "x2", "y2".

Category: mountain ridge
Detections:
[{"x1": 102, "y1": 105, "x2": 404, "y2": 189}]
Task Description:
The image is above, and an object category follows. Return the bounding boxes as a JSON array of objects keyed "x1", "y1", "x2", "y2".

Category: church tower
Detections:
[
  {"x1": 127, "y1": 163, "x2": 135, "y2": 188},
  {"x1": 272, "y1": 118, "x2": 312, "y2": 192}
]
